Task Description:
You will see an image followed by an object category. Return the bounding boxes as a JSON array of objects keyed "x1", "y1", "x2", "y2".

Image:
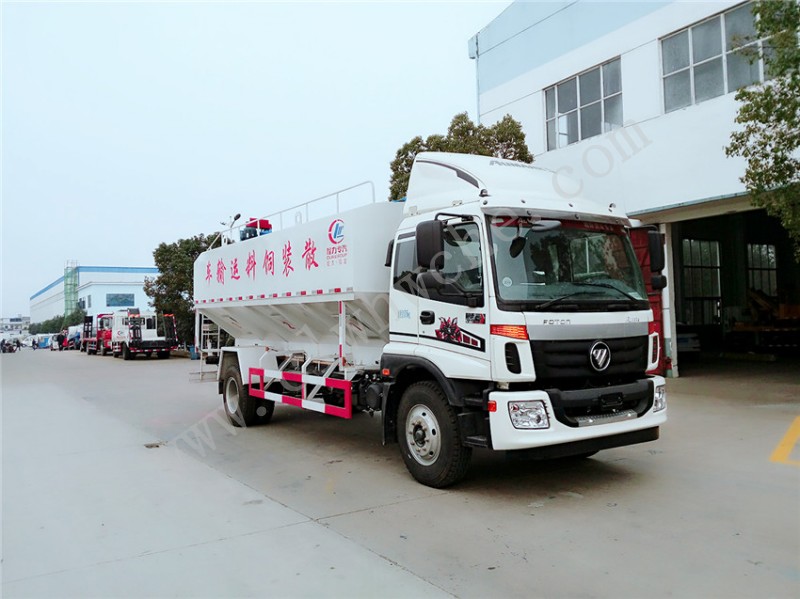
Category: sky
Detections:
[{"x1": 1, "y1": 0, "x2": 510, "y2": 318}]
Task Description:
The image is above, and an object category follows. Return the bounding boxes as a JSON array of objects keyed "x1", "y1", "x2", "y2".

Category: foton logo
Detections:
[{"x1": 328, "y1": 219, "x2": 345, "y2": 244}]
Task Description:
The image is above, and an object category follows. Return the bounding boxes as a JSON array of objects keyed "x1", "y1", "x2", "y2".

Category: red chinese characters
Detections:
[
  {"x1": 303, "y1": 238, "x2": 319, "y2": 270},
  {"x1": 263, "y1": 249, "x2": 275, "y2": 276},
  {"x1": 282, "y1": 241, "x2": 294, "y2": 277},
  {"x1": 246, "y1": 250, "x2": 257, "y2": 280}
]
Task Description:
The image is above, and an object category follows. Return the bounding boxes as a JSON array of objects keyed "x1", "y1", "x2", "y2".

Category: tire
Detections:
[
  {"x1": 397, "y1": 381, "x2": 472, "y2": 488},
  {"x1": 102, "y1": 346, "x2": 109, "y2": 356},
  {"x1": 222, "y1": 363, "x2": 274, "y2": 427},
  {"x1": 157, "y1": 351, "x2": 170, "y2": 359},
  {"x1": 122, "y1": 344, "x2": 131, "y2": 360}
]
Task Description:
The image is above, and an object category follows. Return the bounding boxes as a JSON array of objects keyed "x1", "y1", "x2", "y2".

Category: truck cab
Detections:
[
  {"x1": 82, "y1": 313, "x2": 114, "y2": 355},
  {"x1": 111, "y1": 308, "x2": 178, "y2": 360},
  {"x1": 380, "y1": 154, "x2": 666, "y2": 485}
]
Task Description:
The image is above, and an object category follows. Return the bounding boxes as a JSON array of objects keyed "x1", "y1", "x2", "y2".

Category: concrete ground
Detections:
[{"x1": 1, "y1": 349, "x2": 798, "y2": 598}]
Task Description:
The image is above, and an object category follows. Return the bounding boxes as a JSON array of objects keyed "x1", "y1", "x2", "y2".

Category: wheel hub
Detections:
[
  {"x1": 225, "y1": 379, "x2": 240, "y2": 415},
  {"x1": 406, "y1": 404, "x2": 441, "y2": 466}
]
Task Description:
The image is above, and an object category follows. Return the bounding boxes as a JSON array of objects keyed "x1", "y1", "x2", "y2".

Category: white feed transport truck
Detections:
[{"x1": 193, "y1": 152, "x2": 667, "y2": 487}]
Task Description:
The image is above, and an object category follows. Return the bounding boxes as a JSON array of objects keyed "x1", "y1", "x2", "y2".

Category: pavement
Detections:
[
  {"x1": 1, "y1": 349, "x2": 799, "y2": 598},
  {"x1": 1, "y1": 354, "x2": 447, "y2": 598}
]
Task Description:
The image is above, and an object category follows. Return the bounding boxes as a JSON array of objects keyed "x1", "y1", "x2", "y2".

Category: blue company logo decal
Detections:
[{"x1": 328, "y1": 219, "x2": 345, "y2": 244}]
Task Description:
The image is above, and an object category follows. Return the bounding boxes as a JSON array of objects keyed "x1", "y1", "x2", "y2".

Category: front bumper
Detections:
[{"x1": 488, "y1": 376, "x2": 667, "y2": 451}]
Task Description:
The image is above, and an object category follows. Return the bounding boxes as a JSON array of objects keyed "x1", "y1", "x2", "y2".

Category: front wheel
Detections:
[
  {"x1": 122, "y1": 344, "x2": 131, "y2": 360},
  {"x1": 397, "y1": 381, "x2": 471, "y2": 488}
]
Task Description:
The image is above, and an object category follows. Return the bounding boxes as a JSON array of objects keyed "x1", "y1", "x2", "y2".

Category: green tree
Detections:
[
  {"x1": 63, "y1": 307, "x2": 87, "y2": 328},
  {"x1": 30, "y1": 308, "x2": 85, "y2": 335},
  {"x1": 726, "y1": 1, "x2": 800, "y2": 259},
  {"x1": 389, "y1": 112, "x2": 533, "y2": 200},
  {"x1": 144, "y1": 234, "x2": 213, "y2": 345}
]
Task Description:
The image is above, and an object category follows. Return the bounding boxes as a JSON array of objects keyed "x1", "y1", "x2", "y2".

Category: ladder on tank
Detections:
[{"x1": 190, "y1": 312, "x2": 222, "y2": 381}]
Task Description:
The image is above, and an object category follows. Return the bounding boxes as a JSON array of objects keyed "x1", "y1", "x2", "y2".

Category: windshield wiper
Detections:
[
  {"x1": 572, "y1": 281, "x2": 640, "y2": 302},
  {"x1": 532, "y1": 283, "x2": 639, "y2": 311},
  {"x1": 533, "y1": 291, "x2": 598, "y2": 311}
]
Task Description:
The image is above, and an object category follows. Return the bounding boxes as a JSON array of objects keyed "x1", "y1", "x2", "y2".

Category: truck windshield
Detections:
[{"x1": 488, "y1": 217, "x2": 649, "y2": 310}]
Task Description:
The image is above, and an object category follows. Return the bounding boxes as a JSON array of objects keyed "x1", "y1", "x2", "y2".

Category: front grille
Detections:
[{"x1": 531, "y1": 336, "x2": 647, "y2": 383}]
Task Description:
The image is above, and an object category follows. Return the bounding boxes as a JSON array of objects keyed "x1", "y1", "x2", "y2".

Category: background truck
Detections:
[
  {"x1": 193, "y1": 152, "x2": 667, "y2": 487},
  {"x1": 82, "y1": 313, "x2": 113, "y2": 355},
  {"x1": 111, "y1": 308, "x2": 178, "y2": 360}
]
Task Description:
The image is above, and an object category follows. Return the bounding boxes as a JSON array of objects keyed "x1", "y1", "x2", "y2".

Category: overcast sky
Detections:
[{"x1": 1, "y1": 0, "x2": 509, "y2": 317}]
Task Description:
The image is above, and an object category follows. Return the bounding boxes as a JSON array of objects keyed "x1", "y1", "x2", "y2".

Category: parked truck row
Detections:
[
  {"x1": 81, "y1": 308, "x2": 178, "y2": 360},
  {"x1": 193, "y1": 152, "x2": 668, "y2": 487}
]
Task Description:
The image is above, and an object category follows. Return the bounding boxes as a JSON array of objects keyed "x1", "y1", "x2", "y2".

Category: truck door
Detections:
[
  {"x1": 416, "y1": 220, "x2": 490, "y2": 378},
  {"x1": 390, "y1": 232, "x2": 419, "y2": 344}
]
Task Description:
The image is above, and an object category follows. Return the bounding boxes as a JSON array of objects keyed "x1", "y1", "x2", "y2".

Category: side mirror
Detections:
[
  {"x1": 648, "y1": 229, "x2": 665, "y2": 273},
  {"x1": 385, "y1": 240, "x2": 394, "y2": 268},
  {"x1": 416, "y1": 220, "x2": 444, "y2": 271},
  {"x1": 651, "y1": 274, "x2": 667, "y2": 291}
]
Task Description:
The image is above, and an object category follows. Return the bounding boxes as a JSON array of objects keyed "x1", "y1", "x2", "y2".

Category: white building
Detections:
[
  {"x1": 470, "y1": 0, "x2": 800, "y2": 373},
  {"x1": 30, "y1": 265, "x2": 159, "y2": 323},
  {"x1": 1, "y1": 315, "x2": 30, "y2": 335}
]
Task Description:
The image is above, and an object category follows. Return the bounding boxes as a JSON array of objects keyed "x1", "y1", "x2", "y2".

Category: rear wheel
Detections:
[
  {"x1": 222, "y1": 363, "x2": 273, "y2": 427},
  {"x1": 157, "y1": 351, "x2": 170, "y2": 359},
  {"x1": 397, "y1": 381, "x2": 471, "y2": 488}
]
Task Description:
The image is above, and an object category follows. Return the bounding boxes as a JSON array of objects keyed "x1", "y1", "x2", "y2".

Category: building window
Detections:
[
  {"x1": 662, "y1": 2, "x2": 766, "y2": 113},
  {"x1": 747, "y1": 243, "x2": 777, "y2": 297},
  {"x1": 107, "y1": 293, "x2": 135, "y2": 307},
  {"x1": 88, "y1": 295, "x2": 92, "y2": 309},
  {"x1": 545, "y1": 58, "x2": 622, "y2": 150},
  {"x1": 682, "y1": 239, "x2": 721, "y2": 325}
]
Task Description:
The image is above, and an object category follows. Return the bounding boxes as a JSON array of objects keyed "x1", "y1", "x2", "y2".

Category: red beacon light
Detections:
[{"x1": 241, "y1": 218, "x2": 273, "y2": 240}]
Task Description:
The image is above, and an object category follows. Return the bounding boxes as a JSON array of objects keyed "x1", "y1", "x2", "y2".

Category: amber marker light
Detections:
[{"x1": 490, "y1": 325, "x2": 529, "y2": 340}]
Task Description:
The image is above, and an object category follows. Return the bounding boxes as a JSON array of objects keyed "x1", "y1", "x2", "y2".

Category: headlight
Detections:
[
  {"x1": 508, "y1": 400, "x2": 550, "y2": 429},
  {"x1": 653, "y1": 385, "x2": 666, "y2": 412}
]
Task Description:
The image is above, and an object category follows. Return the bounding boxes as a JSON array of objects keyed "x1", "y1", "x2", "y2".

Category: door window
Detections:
[{"x1": 440, "y1": 223, "x2": 483, "y2": 295}]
